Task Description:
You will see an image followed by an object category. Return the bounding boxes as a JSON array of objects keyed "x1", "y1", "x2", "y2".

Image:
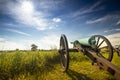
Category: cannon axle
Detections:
[{"x1": 58, "y1": 34, "x2": 120, "y2": 79}]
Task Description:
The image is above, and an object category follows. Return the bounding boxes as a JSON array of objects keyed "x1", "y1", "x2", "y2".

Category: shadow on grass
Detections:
[{"x1": 66, "y1": 69, "x2": 92, "y2": 80}]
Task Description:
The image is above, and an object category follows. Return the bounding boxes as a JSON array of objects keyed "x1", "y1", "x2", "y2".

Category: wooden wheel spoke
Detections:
[
  {"x1": 97, "y1": 40, "x2": 105, "y2": 48},
  {"x1": 99, "y1": 53, "x2": 106, "y2": 59},
  {"x1": 96, "y1": 37, "x2": 100, "y2": 46},
  {"x1": 91, "y1": 35, "x2": 113, "y2": 61}
]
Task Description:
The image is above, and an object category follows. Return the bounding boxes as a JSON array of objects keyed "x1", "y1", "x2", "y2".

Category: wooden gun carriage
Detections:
[{"x1": 58, "y1": 34, "x2": 120, "y2": 80}]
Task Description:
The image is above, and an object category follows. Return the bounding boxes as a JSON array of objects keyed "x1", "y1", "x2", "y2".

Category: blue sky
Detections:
[{"x1": 0, "y1": 0, "x2": 120, "y2": 50}]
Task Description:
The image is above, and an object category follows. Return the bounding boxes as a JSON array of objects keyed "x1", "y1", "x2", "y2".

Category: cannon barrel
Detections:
[
  {"x1": 78, "y1": 37, "x2": 96, "y2": 46},
  {"x1": 71, "y1": 37, "x2": 96, "y2": 46},
  {"x1": 59, "y1": 34, "x2": 114, "y2": 73}
]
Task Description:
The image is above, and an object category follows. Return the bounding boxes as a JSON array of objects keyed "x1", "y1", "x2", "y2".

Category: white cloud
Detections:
[
  {"x1": 104, "y1": 28, "x2": 120, "y2": 33},
  {"x1": 86, "y1": 17, "x2": 106, "y2": 24},
  {"x1": 0, "y1": 37, "x2": 32, "y2": 50},
  {"x1": 106, "y1": 33, "x2": 120, "y2": 46},
  {"x1": 39, "y1": 35, "x2": 59, "y2": 49},
  {"x1": 6, "y1": 28, "x2": 31, "y2": 36},
  {"x1": 21, "y1": 34, "x2": 60, "y2": 50},
  {"x1": 0, "y1": 34, "x2": 74, "y2": 50},
  {"x1": 53, "y1": 18, "x2": 61, "y2": 23},
  {"x1": 35, "y1": 0, "x2": 65, "y2": 11},
  {"x1": 104, "y1": 30, "x2": 109, "y2": 33},
  {"x1": 86, "y1": 14, "x2": 120, "y2": 24},
  {"x1": 116, "y1": 20, "x2": 120, "y2": 25},
  {"x1": 6, "y1": 0, "x2": 56, "y2": 30},
  {"x1": 0, "y1": 38, "x2": 5, "y2": 42},
  {"x1": 4, "y1": 23, "x2": 15, "y2": 26},
  {"x1": 68, "y1": 1, "x2": 104, "y2": 19},
  {"x1": 22, "y1": 34, "x2": 74, "y2": 50},
  {"x1": 116, "y1": 29, "x2": 120, "y2": 31},
  {"x1": 0, "y1": 40, "x2": 26, "y2": 50},
  {"x1": 39, "y1": 34, "x2": 73, "y2": 49}
]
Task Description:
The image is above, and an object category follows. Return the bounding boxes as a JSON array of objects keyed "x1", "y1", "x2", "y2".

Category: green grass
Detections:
[{"x1": 0, "y1": 50, "x2": 120, "y2": 80}]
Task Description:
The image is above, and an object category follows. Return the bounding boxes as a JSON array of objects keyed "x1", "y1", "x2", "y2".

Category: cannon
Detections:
[
  {"x1": 58, "y1": 34, "x2": 120, "y2": 80},
  {"x1": 113, "y1": 45, "x2": 120, "y2": 56}
]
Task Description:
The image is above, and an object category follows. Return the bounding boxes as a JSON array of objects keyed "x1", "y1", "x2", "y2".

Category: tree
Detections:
[
  {"x1": 31, "y1": 44, "x2": 38, "y2": 51},
  {"x1": 16, "y1": 48, "x2": 19, "y2": 51}
]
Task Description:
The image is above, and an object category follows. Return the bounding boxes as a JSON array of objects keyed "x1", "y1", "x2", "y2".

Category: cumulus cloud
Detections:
[
  {"x1": 6, "y1": 28, "x2": 31, "y2": 36},
  {"x1": 39, "y1": 34, "x2": 73, "y2": 49},
  {"x1": 39, "y1": 35, "x2": 59, "y2": 49},
  {"x1": 106, "y1": 33, "x2": 120, "y2": 46},
  {"x1": 39, "y1": 35, "x2": 72, "y2": 49},
  {"x1": 0, "y1": 37, "x2": 33, "y2": 50},
  {"x1": 22, "y1": 34, "x2": 60, "y2": 50},
  {"x1": 52, "y1": 18, "x2": 61, "y2": 22},
  {"x1": 0, "y1": 40, "x2": 26, "y2": 50}
]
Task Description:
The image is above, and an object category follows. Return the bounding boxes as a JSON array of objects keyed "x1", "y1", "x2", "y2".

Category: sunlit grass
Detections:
[{"x1": 0, "y1": 50, "x2": 119, "y2": 80}]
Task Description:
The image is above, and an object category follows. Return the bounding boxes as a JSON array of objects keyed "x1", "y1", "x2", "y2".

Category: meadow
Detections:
[{"x1": 0, "y1": 50, "x2": 120, "y2": 80}]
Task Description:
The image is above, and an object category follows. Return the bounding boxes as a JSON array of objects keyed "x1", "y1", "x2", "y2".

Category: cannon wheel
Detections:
[
  {"x1": 59, "y1": 34, "x2": 69, "y2": 72},
  {"x1": 91, "y1": 35, "x2": 113, "y2": 61}
]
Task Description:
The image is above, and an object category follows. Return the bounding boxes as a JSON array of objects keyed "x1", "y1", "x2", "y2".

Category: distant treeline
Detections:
[{"x1": 0, "y1": 49, "x2": 57, "y2": 52}]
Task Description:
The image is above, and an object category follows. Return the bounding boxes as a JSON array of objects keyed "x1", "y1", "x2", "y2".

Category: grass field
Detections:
[{"x1": 0, "y1": 50, "x2": 120, "y2": 80}]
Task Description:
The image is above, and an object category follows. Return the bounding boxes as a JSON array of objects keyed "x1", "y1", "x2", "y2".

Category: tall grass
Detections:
[
  {"x1": 0, "y1": 50, "x2": 59, "y2": 80},
  {"x1": 0, "y1": 50, "x2": 119, "y2": 80}
]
